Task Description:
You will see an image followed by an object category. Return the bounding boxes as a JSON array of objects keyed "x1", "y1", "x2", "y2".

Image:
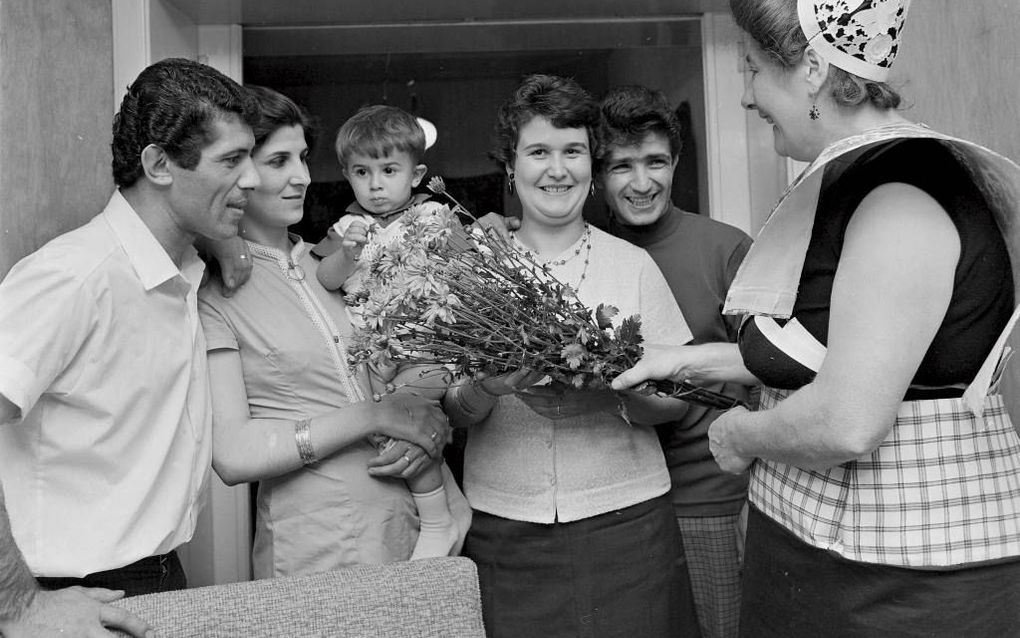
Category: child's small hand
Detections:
[
  {"x1": 316, "y1": 220, "x2": 371, "y2": 291},
  {"x1": 340, "y1": 220, "x2": 370, "y2": 259}
]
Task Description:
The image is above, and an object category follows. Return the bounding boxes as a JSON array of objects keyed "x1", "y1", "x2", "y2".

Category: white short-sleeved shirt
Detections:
[{"x1": 0, "y1": 191, "x2": 210, "y2": 577}]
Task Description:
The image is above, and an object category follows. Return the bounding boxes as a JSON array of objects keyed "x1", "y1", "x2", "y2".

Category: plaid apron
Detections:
[
  {"x1": 731, "y1": 124, "x2": 1020, "y2": 569},
  {"x1": 750, "y1": 388, "x2": 1020, "y2": 568}
]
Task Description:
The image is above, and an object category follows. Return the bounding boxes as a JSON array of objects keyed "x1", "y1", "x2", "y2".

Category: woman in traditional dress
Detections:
[{"x1": 612, "y1": 1, "x2": 1020, "y2": 635}]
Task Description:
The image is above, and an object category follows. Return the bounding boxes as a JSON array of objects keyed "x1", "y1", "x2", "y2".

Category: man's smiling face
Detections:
[{"x1": 600, "y1": 130, "x2": 677, "y2": 226}]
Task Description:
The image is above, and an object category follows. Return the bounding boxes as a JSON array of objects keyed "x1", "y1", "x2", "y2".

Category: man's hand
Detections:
[
  {"x1": 0, "y1": 587, "x2": 152, "y2": 638},
  {"x1": 472, "y1": 213, "x2": 519, "y2": 243},
  {"x1": 206, "y1": 235, "x2": 252, "y2": 297}
]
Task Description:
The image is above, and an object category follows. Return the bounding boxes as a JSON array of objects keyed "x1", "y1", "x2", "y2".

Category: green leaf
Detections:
[
  {"x1": 595, "y1": 304, "x2": 619, "y2": 330},
  {"x1": 561, "y1": 343, "x2": 586, "y2": 369},
  {"x1": 617, "y1": 314, "x2": 643, "y2": 347}
]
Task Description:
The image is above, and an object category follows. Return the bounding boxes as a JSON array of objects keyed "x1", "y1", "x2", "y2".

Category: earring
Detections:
[
  {"x1": 590, "y1": 182, "x2": 596, "y2": 197},
  {"x1": 809, "y1": 104, "x2": 820, "y2": 120},
  {"x1": 507, "y1": 173, "x2": 515, "y2": 195}
]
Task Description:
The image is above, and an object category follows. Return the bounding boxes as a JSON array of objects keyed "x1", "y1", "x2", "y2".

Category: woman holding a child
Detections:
[
  {"x1": 199, "y1": 87, "x2": 466, "y2": 579},
  {"x1": 444, "y1": 74, "x2": 702, "y2": 637}
]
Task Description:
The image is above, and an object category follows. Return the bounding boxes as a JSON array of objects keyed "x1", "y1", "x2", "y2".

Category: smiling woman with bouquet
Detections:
[{"x1": 440, "y1": 74, "x2": 702, "y2": 637}]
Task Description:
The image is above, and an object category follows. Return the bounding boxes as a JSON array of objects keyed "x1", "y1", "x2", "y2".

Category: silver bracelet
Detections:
[{"x1": 294, "y1": 418, "x2": 317, "y2": 465}]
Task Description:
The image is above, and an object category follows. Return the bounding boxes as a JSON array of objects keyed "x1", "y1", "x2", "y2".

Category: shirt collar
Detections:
[
  {"x1": 103, "y1": 191, "x2": 205, "y2": 292},
  {"x1": 246, "y1": 233, "x2": 307, "y2": 263}
]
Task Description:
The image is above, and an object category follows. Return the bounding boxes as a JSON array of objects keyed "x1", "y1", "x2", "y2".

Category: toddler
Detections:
[
  {"x1": 314, "y1": 105, "x2": 461, "y2": 560},
  {"x1": 314, "y1": 105, "x2": 445, "y2": 293}
]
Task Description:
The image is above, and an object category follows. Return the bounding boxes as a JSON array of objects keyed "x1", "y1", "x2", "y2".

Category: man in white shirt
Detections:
[{"x1": 0, "y1": 58, "x2": 259, "y2": 636}]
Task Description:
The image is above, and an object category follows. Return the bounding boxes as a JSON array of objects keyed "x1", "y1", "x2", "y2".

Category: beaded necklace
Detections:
[{"x1": 511, "y1": 223, "x2": 592, "y2": 293}]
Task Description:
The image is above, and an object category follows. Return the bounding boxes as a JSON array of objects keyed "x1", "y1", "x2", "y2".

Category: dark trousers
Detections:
[{"x1": 36, "y1": 550, "x2": 186, "y2": 598}]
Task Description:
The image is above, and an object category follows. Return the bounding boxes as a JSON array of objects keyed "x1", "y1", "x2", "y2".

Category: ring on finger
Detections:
[
  {"x1": 429, "y1": 430, "x2": 439, "y2": 442},
  {"x1": 402, "y1": 454, "x2": 412, "y2": 465}
]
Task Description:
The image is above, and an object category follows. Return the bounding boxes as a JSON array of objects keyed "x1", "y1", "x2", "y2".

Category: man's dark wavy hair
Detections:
[
  {"x1": 596, "y1": 85, "x2": 682, "y2": 169},
  {"x1": 111, "y1": 58, "x2": 259, "y2": 188}
]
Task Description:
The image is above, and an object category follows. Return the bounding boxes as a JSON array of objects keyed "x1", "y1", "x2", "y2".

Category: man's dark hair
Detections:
[
  {"x1": 111, "y1": 58, "x2": 259, "y2": 188},
  {"x1": 596, "y1": 85, "x2": 682, "y2": 169}
]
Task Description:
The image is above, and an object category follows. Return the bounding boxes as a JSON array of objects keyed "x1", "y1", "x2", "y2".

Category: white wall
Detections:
[
  {"x1": 0, "y1": 0, "x2": 113, "y2": 276},
  {"x1": 891, "y1": 0, "x2": 1020, "y2": 419},
  {"x1": 150, "y1": 0, "x2": 198, "y2": 62}
]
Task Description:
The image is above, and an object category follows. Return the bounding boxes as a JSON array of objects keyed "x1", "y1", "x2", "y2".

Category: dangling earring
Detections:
[
  {"x1": 809, "y1": 103, "x2": 820, "y2": 120},
  {"x1": 590, "y1": 182, "x2": 596, "y2": 197},
  {"x1": 507, "y1": 173, "x2": 515, "y2": 195}
]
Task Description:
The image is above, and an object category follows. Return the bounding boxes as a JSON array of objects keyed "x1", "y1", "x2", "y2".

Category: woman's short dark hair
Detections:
[
  {"x1": 111, "y1": 58, "x2": 259, "y2": 188},
  {"x1": 729, "y1": 0, "x2": 902, "y2": 109},
  {"x1": 596, "y1": 85, "x2": 682, "y2": 167},
  {"x1": 245, "y1": 85, "x2": 316, "y2": 153},
  {"x1": 491, "y1": 74, "x2": 600, "y2": 167}
]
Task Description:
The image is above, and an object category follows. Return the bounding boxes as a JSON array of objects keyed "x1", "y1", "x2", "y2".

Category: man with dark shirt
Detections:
[{"x1": 597, "y1": 85, "x2": 752, "y2": 638}]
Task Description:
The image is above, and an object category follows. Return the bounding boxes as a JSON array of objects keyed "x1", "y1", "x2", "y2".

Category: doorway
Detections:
[
  {"x1": 124, "y1": 0, "x2": 776, "y2": 587},
  {"x1": 242, "y1": 17, "x2": 708, "y2": 240}
]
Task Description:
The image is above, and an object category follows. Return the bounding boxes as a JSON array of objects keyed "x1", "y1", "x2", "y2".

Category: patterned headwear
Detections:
[{"x1": 798, "y1": 0, "x2": 912, "y2": 82}]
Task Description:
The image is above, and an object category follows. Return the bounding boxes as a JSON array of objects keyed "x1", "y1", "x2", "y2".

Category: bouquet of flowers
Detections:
[{"x1": 344, "y1": 178, "x2": 745, "y2": 410}]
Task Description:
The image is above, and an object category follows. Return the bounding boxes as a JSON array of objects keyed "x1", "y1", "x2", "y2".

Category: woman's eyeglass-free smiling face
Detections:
[
  {"x1": 510, "y1": 116, "x2": 592, "y2": 229},
  {"x1": 243, "y1": 124, "x2": 311, "y2": 232},
  {"x1": 741, "y1": 39, "x2": 817, "y2": 162}
]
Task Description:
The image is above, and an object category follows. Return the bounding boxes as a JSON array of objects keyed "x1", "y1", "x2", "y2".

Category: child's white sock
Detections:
[{"x1": 410, "y1": 485, "x2": 459, "y2": 560}]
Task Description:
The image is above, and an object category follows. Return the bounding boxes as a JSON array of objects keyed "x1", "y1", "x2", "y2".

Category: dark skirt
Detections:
[
  {"x1": 463, "y1": 493, "x2": 701, "y2": 638},
  {"x1": 740, "y1": 504, "x2": 1020, "y2": 637}
]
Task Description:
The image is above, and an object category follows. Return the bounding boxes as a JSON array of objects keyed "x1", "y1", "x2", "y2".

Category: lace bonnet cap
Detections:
[{"x1": 798, "y1": 0, "x2": 912, "y2": 82}]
